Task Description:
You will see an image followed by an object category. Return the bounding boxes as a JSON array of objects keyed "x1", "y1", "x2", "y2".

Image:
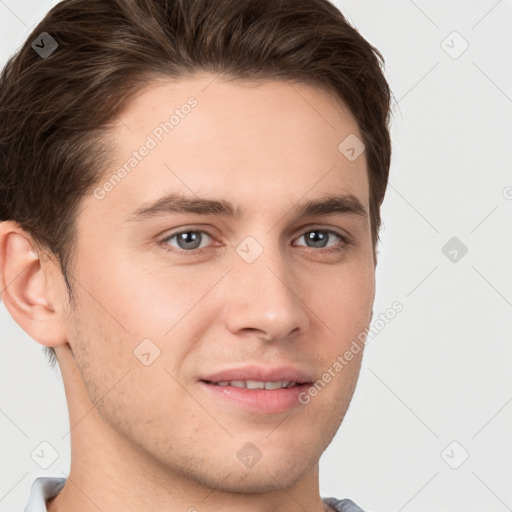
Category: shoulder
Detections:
[
  {"x1": 323, "y1": 496, "x2": 367, "y2": 512},
  {"x1": 23, "y1": 477, "x2": 66, "y2": 512}
]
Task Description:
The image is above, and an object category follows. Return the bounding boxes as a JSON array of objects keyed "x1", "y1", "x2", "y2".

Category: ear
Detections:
[{"x1": 0, "y1": 221, "x2": 68, "y2": 348}]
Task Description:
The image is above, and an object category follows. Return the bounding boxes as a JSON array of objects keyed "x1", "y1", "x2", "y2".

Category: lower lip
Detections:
[{"x1": 199, "y1": 381, "x2": 312, "y2": 413}]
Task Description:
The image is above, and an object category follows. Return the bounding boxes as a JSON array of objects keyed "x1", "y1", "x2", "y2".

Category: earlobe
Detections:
[{"x1": 0, "y1": 222, "x2": 68, "y2": 348}]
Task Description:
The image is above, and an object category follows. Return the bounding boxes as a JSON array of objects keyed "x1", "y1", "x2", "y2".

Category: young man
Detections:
[{"x1": 0, "y1": 0, "x2": 391, "y2": 510}]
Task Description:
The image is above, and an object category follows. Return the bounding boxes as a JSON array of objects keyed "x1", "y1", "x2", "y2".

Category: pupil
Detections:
[
  {"x1": 307, "y1": 231, "x2": 326, "y2": 248},
  {"x1": 179, "y1": 232, "x2": 201, "y2": 249}
]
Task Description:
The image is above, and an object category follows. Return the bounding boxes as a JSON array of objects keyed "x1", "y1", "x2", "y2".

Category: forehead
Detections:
[{"x1": 88, "y1": 74, "x2": 369, "y2": 222}]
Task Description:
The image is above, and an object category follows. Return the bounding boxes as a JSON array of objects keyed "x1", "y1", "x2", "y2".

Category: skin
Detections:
[{"x1": 0, "y1": 73, "x2": 376, "y2": 512}]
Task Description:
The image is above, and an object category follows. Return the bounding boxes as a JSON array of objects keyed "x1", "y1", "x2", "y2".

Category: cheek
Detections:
[
  {"x1": 67, "y1": 295, "x2": 187, "y2": 430},
  {"x1": 314, "y1": 260, "x2": 375, "y2": 329},
  {"x1": 79, "y1": 253, "x2": 183, "y2": 340}
]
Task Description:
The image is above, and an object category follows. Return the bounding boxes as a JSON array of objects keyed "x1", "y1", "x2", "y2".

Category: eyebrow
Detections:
[{"x1": 124, "y1": 191, "x2": 367, "y2": 223}]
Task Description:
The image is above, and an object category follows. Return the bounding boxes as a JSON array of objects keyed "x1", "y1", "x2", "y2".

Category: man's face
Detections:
[{"x1": 61, "y1": 74, "x2": 375, "y2": 492}]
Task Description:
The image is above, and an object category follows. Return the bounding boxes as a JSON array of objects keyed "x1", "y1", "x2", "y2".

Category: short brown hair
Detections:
[{"x1": 0, "y1": 0, "x2": 392, "y2": 366}]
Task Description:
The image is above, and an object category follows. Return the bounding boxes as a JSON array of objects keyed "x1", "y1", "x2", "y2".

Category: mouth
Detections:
[
  {"x1": 198, "y1": 374, "x2": 314, "y2": 414},
  {"x1": 200, "y1": 379, "x2": 309, "y2": 389},
  {"x1": 199, "y1": 365, "x2": 314, "y2": 386}
]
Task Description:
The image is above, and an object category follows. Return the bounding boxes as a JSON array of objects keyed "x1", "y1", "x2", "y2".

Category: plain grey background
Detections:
[{"x1": 1, "y1": 1, "x2": 511, "y2": 511}]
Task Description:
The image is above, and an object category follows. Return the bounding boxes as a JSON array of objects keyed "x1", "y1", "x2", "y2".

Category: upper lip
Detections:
[{"x1": 200, "y1": 365, "x2": 314, "y2": 384}]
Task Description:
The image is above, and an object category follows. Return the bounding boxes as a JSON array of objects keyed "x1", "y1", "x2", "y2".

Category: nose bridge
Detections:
[{"x1": 223, "y1": 233, "x2": 310, "y2": 340}]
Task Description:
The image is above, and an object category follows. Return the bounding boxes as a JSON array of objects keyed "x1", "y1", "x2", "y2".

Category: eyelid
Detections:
[{"x1": 293, "y1": 223, "x2": 352, "y2": 242}]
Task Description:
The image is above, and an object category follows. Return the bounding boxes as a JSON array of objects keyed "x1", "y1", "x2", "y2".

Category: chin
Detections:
[
  {"x1": 200, "y1": 461, "x2": 312, "y2": 494},
  {"x1": 164, "y1": 441, "x2": 319, "y2": 494}
]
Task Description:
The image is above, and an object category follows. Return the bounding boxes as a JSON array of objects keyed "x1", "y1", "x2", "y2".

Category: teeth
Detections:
[
  {"x1": 214, "y1": 380, "x2": 297, "y2": 389},
  {"x1": 230, "y1": 380, "x2": 247, "y2": 388},
  {"x1": 246, "y1": 380, "x2": 265, "y2": 389}
]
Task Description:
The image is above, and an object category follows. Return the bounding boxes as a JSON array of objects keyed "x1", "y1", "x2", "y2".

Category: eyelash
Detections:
[{"x1": 159, "y1": 227, "x2": 351, "y2": 256}]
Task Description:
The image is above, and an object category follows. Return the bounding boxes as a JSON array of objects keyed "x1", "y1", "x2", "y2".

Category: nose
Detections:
[{"x1": 222, "y1": 246, "x2": 311, "y2": 343}]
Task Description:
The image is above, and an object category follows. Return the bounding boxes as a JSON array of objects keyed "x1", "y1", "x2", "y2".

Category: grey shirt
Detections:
[{"x1": 23, "y1": 477, "x2": 365, "y2": 512}]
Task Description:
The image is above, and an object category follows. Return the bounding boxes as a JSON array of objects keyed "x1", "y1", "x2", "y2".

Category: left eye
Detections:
[
  {"x1": 160, "y1": 228, "x2": 347, "y2": 254},
  {"x1": 294, "y1": 229, "x2": 346, "y2": 250}
]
